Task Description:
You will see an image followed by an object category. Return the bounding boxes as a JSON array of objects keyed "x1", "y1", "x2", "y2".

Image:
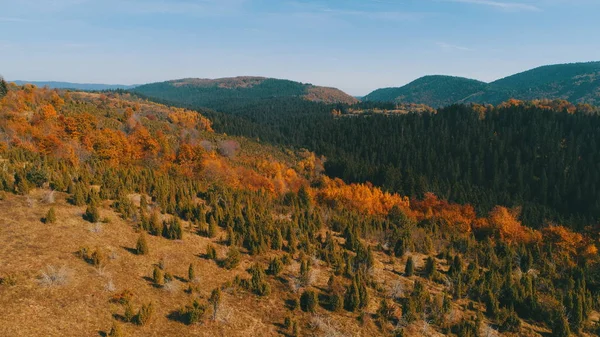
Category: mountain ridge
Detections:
[
  {"x1": 11, "y1": 80, "x2": 139, "y2": 91},
  {"x1": 364, "y1": 61, "x2": 600, "y2": 107},
  {"x1": 133, "y1": 76, "x2": 359, "y2": 107}
]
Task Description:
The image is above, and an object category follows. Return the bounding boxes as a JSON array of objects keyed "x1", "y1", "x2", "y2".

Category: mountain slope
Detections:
[
  {"x1": 364, "y1": 75, "x2": 488, "y2": 108},
  {"x1": 466, "y1": 61, "x2": 600, "y2": 105},
  {"x1": 364, "y1": 61, "x2": 600, "y2": 107},
  {"x1": 133, "y1": 77, "x2": 358, "y2": 109},
  {"x1": 12, "y1": 80, "x2": 138, "y2": 91}
]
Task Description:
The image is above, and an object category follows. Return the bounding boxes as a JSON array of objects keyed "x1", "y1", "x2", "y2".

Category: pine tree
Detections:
[
  {"x1": 136, "y1": 232, "x2": 149, "y2": 255},
  {"x1": 45, "y1": 207, "x2": 57, "y2": 224},
  {"x1": 405, "y1": 256, "x2": 414, "y2": 276}
]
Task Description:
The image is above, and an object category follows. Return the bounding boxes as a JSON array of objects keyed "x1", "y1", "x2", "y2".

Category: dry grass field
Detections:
[
  {"x1": 1, "y1": 189, "x2": 578, "y2": 337},
  {"x1": 0, "y1": 189, "x2": 384, "y2": 337}
]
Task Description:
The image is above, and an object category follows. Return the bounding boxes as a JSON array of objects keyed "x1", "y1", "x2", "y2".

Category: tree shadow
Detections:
[
  {"x1": 174, "y1": 275, "x2": 188, "y2": 283},
  {"x1": 142, "y1": 276, "x2": 162, "y2": 288},
  {"x1": 166, "y1": 310, "x2": 188, "y2": 325},
  {"x1": 121, "y1": 246, "x2": 138, "y2": 255},
  {"x1": 97, "y1": 331, "x2": 107, "y2": 337}
]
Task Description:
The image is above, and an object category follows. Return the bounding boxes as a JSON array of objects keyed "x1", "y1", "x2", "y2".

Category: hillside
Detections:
[
  {"x1": 363, "y1": 76, "x2": 488, "y2": 108},
  {"x1": 133, "y1": 77, "x2": 358, "y2": 110},
  {"x1": 12, "y1": 80, "x2": 138, "y2": 91},
  {"x1": 364, "y1": 61, "x2": 600, "y2": 107},
  {"x1": 1, "y1": 83, "x2": 599, "y2": 336}
]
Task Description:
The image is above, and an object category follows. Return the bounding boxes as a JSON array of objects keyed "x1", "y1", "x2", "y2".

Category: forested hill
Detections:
[
  {"x1": 133, "y1": 77, "x2": 358, "y2": 110},
  {"x1": 364, "y1": 61, "x2": 600, "y2": 107},
  {"x1": 12, "y1": 80, "x2": 138, "y2": 91},
  {"x1": 364, "y1": 75, "x2": 488, "y2": 108},
  {"x1": 157, "y1": 95, "x2": 600, "y2": 230}
]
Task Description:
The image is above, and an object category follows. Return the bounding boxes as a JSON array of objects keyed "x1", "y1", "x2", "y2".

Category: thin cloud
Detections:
[
  {"x1": 0, "y1": 17, "x2": 30, "y2": 22},
  {"x1": 446, "y1": 0, "x2": 541, "y2": 11},
  {"x1": 436, "y1": 42, "x2": 473, "y2": 51}
]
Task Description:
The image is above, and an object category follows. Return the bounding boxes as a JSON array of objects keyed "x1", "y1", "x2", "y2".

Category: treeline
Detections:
[{"x1": 134, "y1": 92, "x2": 600, "y2": 230}]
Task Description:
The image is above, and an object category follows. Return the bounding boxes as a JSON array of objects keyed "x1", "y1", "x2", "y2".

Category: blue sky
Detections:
[{"x1": 1, "y1": 0, "x2": 599, "y2": 95}]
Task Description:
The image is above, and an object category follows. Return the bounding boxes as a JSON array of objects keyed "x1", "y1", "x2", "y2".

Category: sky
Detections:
[{"x1": 1, "y1": 0, "x2": 599, "y2": 95}]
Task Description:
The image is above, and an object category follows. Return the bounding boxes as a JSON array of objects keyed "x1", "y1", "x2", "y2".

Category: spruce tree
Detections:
[
  {"x1": 85, "y1": 203, "x2": 100, "y2": 223},
  {"x1": 208, "y1": 215, "x2": 218, "y2": 238},
  {"x1": 272, "y1": 228, "x2": 283, "y2": 250},
  {"x1": 345, "y1": 280, "x2": 360, "y2": 312},
  {"x1": 424, "y1": 256, "x2": 436, "y2": 279},
  {"x1": 405, "y1": 256, "x2": 415, "y2": 276},
  {"x1": 0, "y1": 76, "x2": 7, "y2": 99},
  {"x1": 300, "y1": 290, "x2": 318, "y2": 313}
]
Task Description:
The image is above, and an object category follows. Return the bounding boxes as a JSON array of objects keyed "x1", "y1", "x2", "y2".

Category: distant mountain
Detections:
[
  {"x1": 364, "y1": 75, "x2": 488, "y2": 108},
  {"x1": 12, "y1": 80, "x2": 138, "y2": 91},
  {"x1": 133, "y1": 76, "x2": 359, "y2": 109},
  {"x1": 364, "y1": 61, "x2": 600, "y2": 107}
]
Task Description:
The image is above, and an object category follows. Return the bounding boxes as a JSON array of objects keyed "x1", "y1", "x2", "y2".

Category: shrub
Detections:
[
  {"x1": 123, "y1": 303, "x2": 135, "y2": 323},
  {"x1": 500, "y1": 310, "x2": 521, "y2": 333},
  {"x1": 135, "y1": 302, "x2": 154, "y2": 326},
  {"x1": 330, "y1": 291, "x2": 344, "y2": 312},
  {"x1": 136, "y1": 233, "x2": 149, "y2": 255},
  {"x1": 206, "y1": 244, "x2": 217, "y2": 260},
  {"x1": 267, "y1": 257, "x2": 283, "y2": 277},
  {"x1": 38, "y1": 265, "x2": 69, "y2": 287},
  {"x1": 153, "y1": 266, "x2": 164, "y2": 287},
  {"x1": 44, "y1": 207, "x2": 57, "y2": 224},
  {"x1": 180, "y1": 299, "x2": 207, "y2": 325},
  {"x1": 110, "y1": 290, "x2": 134, "y2": 305},
  {"x1": 188, "y1": 263, "x2": 196, "y2": 282},
  {"x1": 300, "y1": 290, "x2": 318, "y2": 313},
  {"x1": 223, "y1": 247, "x2": 241, "y2": 269},
  {"x1": 209, "y1": 287, "x2": 222, "y2": 320},
  {"x1": 107, "y1": 321, "x2": 124, "y2": 337}
]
